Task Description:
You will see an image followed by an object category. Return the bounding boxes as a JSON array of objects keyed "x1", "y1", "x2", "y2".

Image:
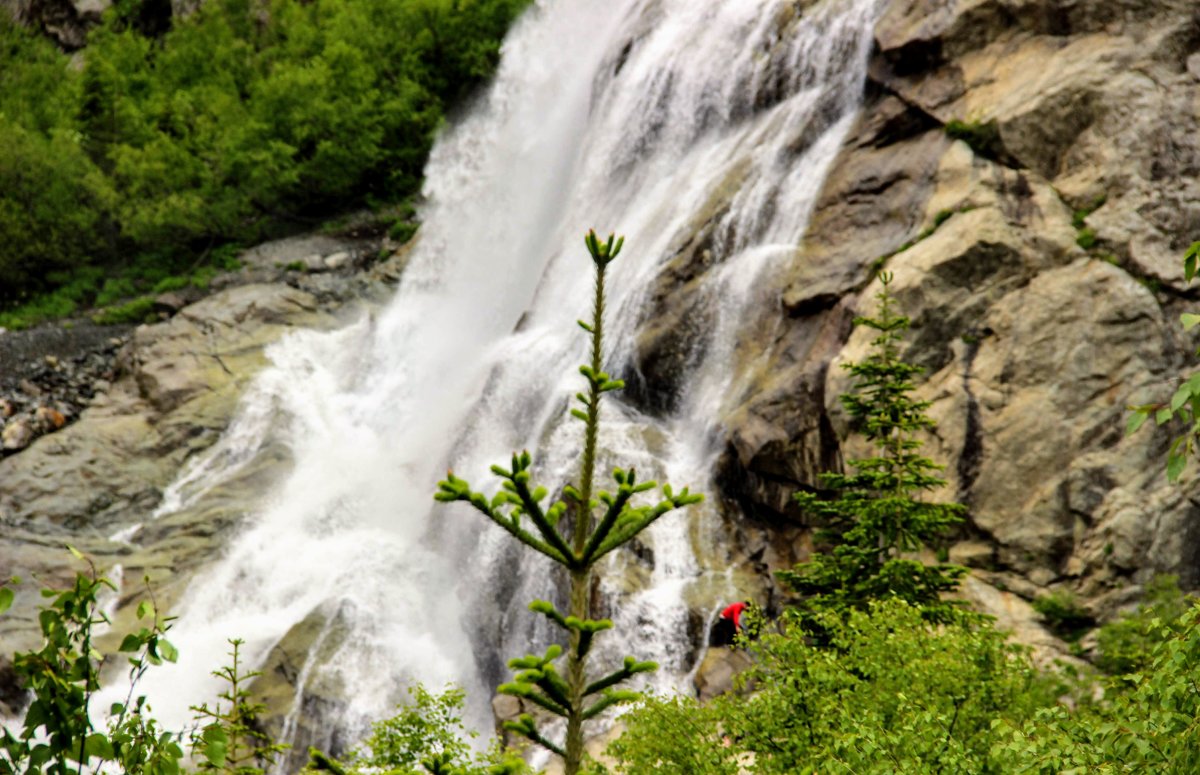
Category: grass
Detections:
[{"x1": 945, "y1": 119, "x2": 1003, "y2": 159}]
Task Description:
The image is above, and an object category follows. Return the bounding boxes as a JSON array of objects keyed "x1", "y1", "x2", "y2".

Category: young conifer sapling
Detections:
[{"x1": 435, "y1": 231, "x2": 703, "y2": 775}]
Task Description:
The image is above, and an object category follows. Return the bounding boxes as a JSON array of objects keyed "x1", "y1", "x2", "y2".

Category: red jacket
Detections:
[{"x1": 720, "y1": 601, "x2": 748, "y2": 629}]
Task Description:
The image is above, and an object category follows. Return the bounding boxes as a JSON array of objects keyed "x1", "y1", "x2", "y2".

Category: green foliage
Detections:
[
  {"x1": 435, "y1": 232, "x2": 703, "y2": 775},
  {"x1": 1096, "y1": 575, "x2": 1196, "y2": 675},
  {"x1": 1075, "y1": 227, "x2": 1097, "y2": 250},
  {"x1": 1127, "y1": 244, "x2": 1200, "y2": 480},
  {"x1": 0, "y1": 0, "x2": 531, "y2": 311},
  {"x1": 0, "y1": 268, "x2": 106, "y2": 330},
  {"x1": 609, "y1": 600, "x2": 1053, "y2": 775},
  {"x1": 784, "y1": 273, "x2": 968, "y2": 622},
  {"x1": 1071, "y1": 194, "x2": 1106, "y2": 230},
  {"x1": 604, "y1": 694, "x2": 740, "y2": 775},
  {"x1": 92, "y1": 296, "x2": 158, "y2": 325},
  {"x1": 0, "y1": 553, "x2": 186, "y2": 775},
  {"x1": 945, "y1": 119, "x2": 1003, "y2": 159},
  {"x1": 390, "y1": 220, "x2": 421, "y2": 245},
  {"x1": 1031, "y1": 591, "x2": 1093, "y2": 641},
  {"x1": 0, "y1": 118, "x2": 116, "y2": 303},
  {"x1": 190, "y1": 639, "x2": 289, "y2": 775},
  {"x1": 307, "y1": 685, "x2": 531, "y2": 775},
  {"x1": 993, "y1": 601, "x2": 1200, "y2": 772}
]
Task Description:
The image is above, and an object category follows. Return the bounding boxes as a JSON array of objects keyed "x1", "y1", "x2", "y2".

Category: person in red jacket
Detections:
[{"x1": 710, "y1": 600, "x2": 751, "y2": 646}]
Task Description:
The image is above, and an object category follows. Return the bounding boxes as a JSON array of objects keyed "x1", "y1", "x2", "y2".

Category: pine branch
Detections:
[
  {"x1": 581, "y1": 469, "x2": 656, "y2": 565},
  {"x1": 502, "y1": 715, "x2": 565, "y2": 758},
  {"x1": 435, "y1": 473, "x2": 570, "y2": 565},
  {"x1": 584, "y1": 656, "x2": 658, "y2": 697},
  {"x1": 582, "y1": 690, "x2": 640, "y2": 721}
]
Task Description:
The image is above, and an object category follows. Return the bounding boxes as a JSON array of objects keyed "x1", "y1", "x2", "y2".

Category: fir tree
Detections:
[
  {"x1": 435, "y1": 231, "x2": 703, "y2": 775},
  {"x1": 782, "y1": 272, "x2": 967, "y2": 622}
]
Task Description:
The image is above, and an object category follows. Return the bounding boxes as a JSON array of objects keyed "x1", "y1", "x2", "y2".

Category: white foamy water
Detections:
[{"x1": 101, "y1": 0, "x2": 881, "y2": 759}]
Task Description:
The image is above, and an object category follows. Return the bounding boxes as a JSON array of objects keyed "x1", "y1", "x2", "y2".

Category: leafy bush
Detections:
[
  {"x1": 307, "y1": 685, "x2": 530, "y2": 775},
  {"x1": 0, "y1": 119, "x2": 115, "y2": 303},
  {"x1": 993, "y1": 601, "x2": 1200, "y2": 772},
  {"x1": 1096, "y1": 575, "x2": 1195, "y2": 675},
  {"x1": 609, "y1": 600, "x2": 1054, "y2": 775}
]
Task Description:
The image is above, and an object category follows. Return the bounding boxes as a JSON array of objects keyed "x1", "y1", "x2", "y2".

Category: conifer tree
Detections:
[
  {"x1": 435, "y1": 231, "x2": 703, "y2": 775},
  {"x1": 782, "y1": 272, "x2": 967, "y2": 622}
]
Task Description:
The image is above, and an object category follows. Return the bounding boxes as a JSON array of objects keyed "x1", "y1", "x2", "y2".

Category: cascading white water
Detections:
[{"x1": 110, "y1": 0, "x2": 880, "y2": 760}]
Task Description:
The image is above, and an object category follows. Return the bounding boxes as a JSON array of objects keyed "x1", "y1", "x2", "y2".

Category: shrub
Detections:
[
  {"x1": 610, "y1": 600, "x2": 1053, "y2": 775},
  {"x1": 0, "y1": 0, "x2": 532, "y2": 309},
  {"x1": 1096, "y1": 575, "x2": 1195, "y2": 675},
  {"x1": 306, "y1": 685, "x2": 530, "y2": 775},
  {"x1": 0, "y1": 120, "x2": 115, "y2": 303}
]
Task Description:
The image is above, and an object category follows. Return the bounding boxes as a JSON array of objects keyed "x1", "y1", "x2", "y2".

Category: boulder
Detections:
[
  {"x1": 1, "y1": 419, "x2": 33, "y2": 451},
  {"x1": 692, "y1": 646, "x2": 754, "y2": 702}
]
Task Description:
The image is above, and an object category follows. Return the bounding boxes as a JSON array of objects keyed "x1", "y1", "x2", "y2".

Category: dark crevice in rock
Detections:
[
  {"x1": 955, "y1": 330, "x2": 987, "y2": 506},
  {"x1": 860, "y1": 74, "x2": 946, "y2": 146}
]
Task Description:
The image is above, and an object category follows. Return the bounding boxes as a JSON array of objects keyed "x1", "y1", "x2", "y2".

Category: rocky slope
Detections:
[{"x1": 692, "y1": 0, "x2": 1200, "y2": 626}]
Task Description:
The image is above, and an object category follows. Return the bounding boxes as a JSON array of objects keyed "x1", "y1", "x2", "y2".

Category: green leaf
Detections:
[
  {"x1": 84, "y1": 733, "x2": 115, "y2": 761},
  {"x1": 1126, "y1": 410, "x2": 1150, "y2": 436},
  {"x1": 1157, "y1": 408, "x2": 1174, "y2": 425},
  {"x1": 202, "y1": 725, "x2": 228, "y2": 767},
  {"x1": 67, "y1": 544, "x2": 85, "y2": 561},
  {"x1": 1184, "y1": 241, "x2": 1200, "y2": 283},
  {"x1": 158, "y1": 638, "x2": 179, "y2": 663},
  {"x1": 1167, "y1": 452, "x2": 1187, "y2": 482},
  {"x1": 0, "y1": 587, "x2": 12, "y2": 616},
  {"x1": 1171, "y1": 384, "x2": 1192, "y2": 412},
  {"x1": 1182, "y1": 313, "x2": 1200, "y2": 331}
]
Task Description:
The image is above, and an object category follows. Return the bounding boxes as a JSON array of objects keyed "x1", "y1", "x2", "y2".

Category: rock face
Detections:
[{"x1": 700, "y1": 0, "x2": 1200, "y2": 628}]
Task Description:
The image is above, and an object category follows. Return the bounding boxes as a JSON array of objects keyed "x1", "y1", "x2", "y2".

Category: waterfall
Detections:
[{"x1": 111, "y1": 0, "x2": 880, "y2": 760}]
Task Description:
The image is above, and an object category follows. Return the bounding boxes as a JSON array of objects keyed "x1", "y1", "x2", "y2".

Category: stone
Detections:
[
  {"x1": 322, "y1": 251, "x2": 353, "y2": 271},
  {"x1": 693, "y1": 646, "x2": 754, "y2": 702},
  {"x1": 34, "y1": 405, "x2": 66, "y2": 430},
  {"x1": 0, "y1": 399, "x2": 14, "y2": 419},
  {"x1": 152, "y1": 292, "x2": 189, "y2": 316},
  {"x1": 2, "y1": 419, "x2": 34, "y2": 451}
]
